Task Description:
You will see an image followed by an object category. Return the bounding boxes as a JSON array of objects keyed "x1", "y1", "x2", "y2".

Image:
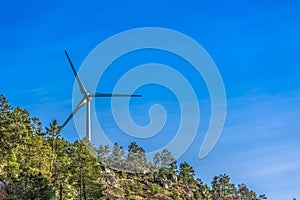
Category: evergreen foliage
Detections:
[{"x1": 0, "y1": 95, "x2": 268, "y2": 199}]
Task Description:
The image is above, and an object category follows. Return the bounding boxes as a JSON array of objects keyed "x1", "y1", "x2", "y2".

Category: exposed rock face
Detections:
[
  {"x1": 162, "y1": 181, "x2": 169, "y2": 189},
  {"x1": 104, "y1": 173, "x2": 117, "y2": 186},
  {"x1": 0, "y1": 181, "x2": 7, "y2": 200},
  {"x1": 166, "y1": 173, "x2": 177, "y2": 183},
  {"x1": 99, "y1": 166, "x2": 200, "y2": 199},
  {"x1": 101, "y1": 165, "x2": 111, "y2": 173}
]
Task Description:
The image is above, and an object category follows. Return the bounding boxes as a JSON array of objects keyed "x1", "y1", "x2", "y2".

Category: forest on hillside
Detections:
[{"x1": 0, "y1": 94, "x2": 267, "y2": 200}]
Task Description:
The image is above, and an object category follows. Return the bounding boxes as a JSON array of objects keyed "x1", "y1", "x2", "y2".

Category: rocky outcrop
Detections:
[
  {"x1": 99, "y1": 165, "x2": 200, "y2": 199},
  {"x1": 166, "y1": 173, "x2": 177, "y2": 183}
]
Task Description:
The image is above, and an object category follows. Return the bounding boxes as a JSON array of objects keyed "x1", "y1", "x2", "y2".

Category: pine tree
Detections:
[
  {"x1": 6, "y1": 172, "x2": 54, "y2": 200},
  {"x1": 71, "y1": 140, "x2": 103, "y2": 200},
  {"x1": 211, "y1": 174, "x2": 236, "y2": 200},
  {"x1": 178, "y1": 162, "x2": 195, "y2": 185},
  {"x1": 0, "y1": 94, "x2": 269, "y2": 200},
  {"x1": 0, "y1": 95, "x2": 14, "y2": 159},
  {"x1": 111, "y1": 143, "x2": 126, "y2": 169},
  {"x1": 2, "y1": 149, "x2": 20, "y2": 179},
  {"x1": 153, "y1": 152, "x2": 161, "y2": 168},
  {"x1": 97, "y1": 144, "x2": 110, "y2": 164},
  {"x1": 52, "y1": 139, "x2": 74, "y2": 200},
  {"x1": 160, "y1": 149, "x2": 175, "y2": 168},
  {"x1": 126, "y1": 142, "x2": 147, "y2": 173},
  {"x1": 237, "y1": 183, "x2": 257, "y2": 200}
]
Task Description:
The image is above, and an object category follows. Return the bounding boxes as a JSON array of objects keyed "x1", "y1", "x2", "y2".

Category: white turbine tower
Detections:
[{"x1": 62, "y1": 51, "x2": 142, "y2": 141}]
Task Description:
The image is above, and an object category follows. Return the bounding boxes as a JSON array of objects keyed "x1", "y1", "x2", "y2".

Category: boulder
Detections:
[{"x1": 166, "y1": 173, "x2": 177, "y2": 183}]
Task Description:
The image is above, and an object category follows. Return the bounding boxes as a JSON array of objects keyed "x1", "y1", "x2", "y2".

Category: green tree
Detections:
[
  {"x1": 71, "y1": 140, "x2": 103, "y2": 200},
  {"x1": 45, "y1": 120, "x2": 62, "y2": 179},
  {"x1": 31, "y1": 117, "x2": 44, "y2": 136},
  {"x1": 178, "y1": 162, "x2": 195, "y2": 185},
  {"x1": 126, "y1": 142, "x2": 147, "y2": 173},
  {"x1": 160, "y1": 149, "x2": 175, "y2": 168},
  {"x1": 1, "y1": 102, "x2": 34, "y2": 174},
  {"x1": 211, "y1": 174, "x2": 236, "y2": 200},
  {"x1": 128, "y1": 142, "x2": 143, "y2": 154},
  {"x1": 2, "y1": 149, "x2": 20, "y2": 179},
  {"x1": 29, "y1": 134, "x2": 52, "y2": 179},
  {"x1": 0, "y1": 94, "x2": 268, "y2": 200},
  {"x1": 46, "y1": 120, "x2": 62, "y2": 157},
  {"x1": 237, "y1": 183, "x2": 257, "y2": 200},
  {"x1": 97, "y1": 144, "x2": 110, "y2": 164},
  {"x1": 52, "y1": 139, "x2": 74, "y2": 200},
  {"x1": 195, "y1": 178, "x2": 212, "y2": 200},
  {"x1": 110, "y1": 143, "x2": 126, "y2": 169},
  {"x1": 0, "y1": 95, "x2": 14, "y2": 159},
  {"x1": 6, "y1": 172, "x2": 54, "y2": 200},
  {"x1": 153, "y1": 152, "x2": 161, "y2": 167},
  {"x1": 153, "y1": 149, "x2": 176, "y2": 169},
  {"x1": 166, "y1": 160, "x2": 178, "y2": 175}
]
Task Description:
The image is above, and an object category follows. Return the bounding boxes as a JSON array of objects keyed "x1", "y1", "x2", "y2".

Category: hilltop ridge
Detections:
[{"x1": 0, "y1": 95, "x2": 266, "y2": 200}]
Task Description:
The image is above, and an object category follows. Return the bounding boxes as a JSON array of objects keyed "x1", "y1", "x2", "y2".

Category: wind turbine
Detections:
[{"x1": 62, "y1": 51, "x2": 142, "y2": 141}]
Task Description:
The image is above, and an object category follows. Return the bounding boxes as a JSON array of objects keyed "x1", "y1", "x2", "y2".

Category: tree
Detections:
[
  {"x1": 128, "y1": 142, "x2": 144, "y2": 154},
  {"x1": 6, "y1": 172, "x2": 54, "y2": 200},
  {"x1": 258, "y1": 194, "x2": 267, "y2": 200},
  {"x1": 51, "y1": 139, "x2": 74, "y2": 200},
  {"x1": 0, "y1": 96, "x2": 35, "y2": 173},
  {"x1": 195, "y1": 178, "x2": 212, "y2": 200},
  {"x1": 71, "y1": 140, "x2": 103, "y2": 200},
  {"x1": 45, "y1": 120, "x2": 62, "y2": 177},
  {"x1": 29, "y1": 134, "x2": 52, "y2": 179},
  {"x1": 166, "y1": 160, "x2": 178, "y2": 175},
  {"x1": 0, "y1": 95, "x2": 50, "y2": 178},
  {"x1": 178, "y1": 162, "x2": 195, "y2": 185},
  {"x1": 31, "y1": 117, "x2": 44, "y2": 136},
  {"x1": 97, "y1": 144, "x2": 110, "y2": 164},
  {"x1": 237, "y1": 183, "x2": 257, "y2": 200},
  {"x1": 46, "y1": 120, "x2": 62, "y2": 156},
  {"x1": 153, "y1": 152, "x2": 161, "y2": 167},
  {"x1": 2, "y1": 149, "x2": 20, "y2": 179},
  {"x1": 160, "y1": 149, "x2": 175, "y2": 168},
  {"x1": 153, "y1": 149, "x2": 176, "y2": 169},
  {"x1": 110, "y1": 143, "x2": 126, "y2": 169},
  {"x1": 0, "y1": 95, "x2": 14, "y2": 159},
  {"x1": 211, "y1": 174, "x2": 236, "y2": 200},
  {"x1": 126, "y1": 142, "x2": 146, "y2": 173},
  {"x1": 0, "y1": 94, "x2": 268, "y2": 200}
]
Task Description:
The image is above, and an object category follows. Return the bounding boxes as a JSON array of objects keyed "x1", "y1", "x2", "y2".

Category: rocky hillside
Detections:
[
  {"x1": 0, "y1": 95, "x2": 266, "y2": 200},
  {"x1": 98, "y1": 163, "x2": 266, "y2": 200}
]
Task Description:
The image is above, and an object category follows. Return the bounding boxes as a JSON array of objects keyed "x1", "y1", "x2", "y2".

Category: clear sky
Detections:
[{"x1": 1, "y1": 1, "x2": 300, "y2": 199}]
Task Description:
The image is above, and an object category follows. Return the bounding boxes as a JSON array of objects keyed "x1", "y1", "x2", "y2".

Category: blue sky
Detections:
[{"x1": 1, "y1": 0, "x2": 300, "y2": 199}]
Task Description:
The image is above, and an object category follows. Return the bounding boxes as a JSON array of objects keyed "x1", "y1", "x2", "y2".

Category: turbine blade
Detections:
[
  {"x1": 62, "y1": 98, "x2": 87, "y2": 127},
  {"x1": 64, "y1": 51, "x2": 87, "y2": 95},
  {"x1": 90, "y1": 93, "x2": 142, "y2": 97}
]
